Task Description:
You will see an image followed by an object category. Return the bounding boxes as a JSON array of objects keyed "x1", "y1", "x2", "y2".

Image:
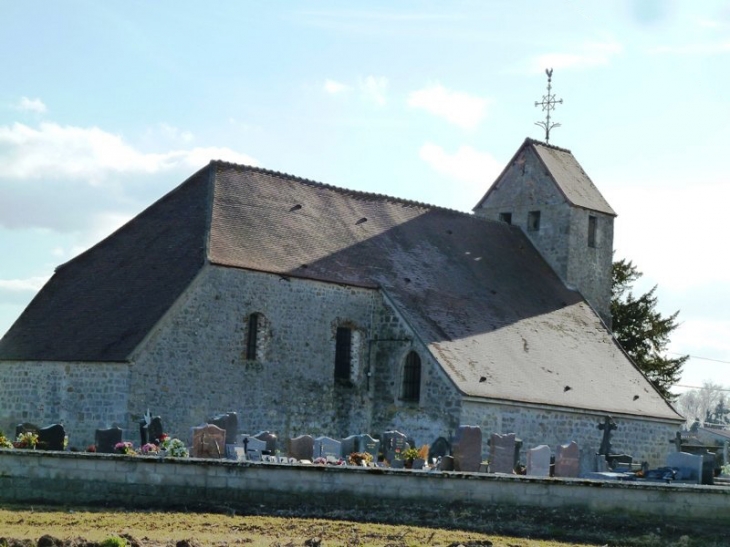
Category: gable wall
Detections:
[
  {"x1": 461, "y1": 400, "x2": 678, "y2": 468},
  {"x1": 0, "y1": 361, "x2": 130, "y2": 448},
  {"x1": 127, "y1": 265, "x2": 461, "y2": 447}
]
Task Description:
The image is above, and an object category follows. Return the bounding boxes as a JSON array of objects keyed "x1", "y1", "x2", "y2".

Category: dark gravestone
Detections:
[
  {"x1": 149, "y1": 416, "x2": 164, "y2": 444},
  {"x1": 95, "y1": 427, "x2": 123, "y2": 454},
  {"x1": 139, "y1": 422, "x2": 149, "y2": 446},
  {"x1": 288, "y1": 435, "x2": 315, "y2": 460},
  {"x1": 37, "y1": 424, "x2": 65, "y2": 451},
  {"x1": 382, "y1": 430, "x2": 408, "y2": 464},
  {"x1": 701, "y1": 451, "x2": 715, "y2": 485},
  {"x1": 454, "y1": 426, "x2": 483, "y2": 472},
  {"x1": 209, "y1": 412, "x2": 238, "y2": 445},
  {"x1": 341, "y1": 435, "x2": 358, "y2": 458},
  {"x1": 597, "y1": 416, "x2": 617, "y2": 457},
  {"x1": 428, "y1": 437, "x2": 451, "y2": 463},
  {"x1": 487, "y1": 432, "x2": 515, "y2": 474},
  {"x1": 355, "y1": 434, "x2": 380, "y2": 461},
  {"x1": 438, "y1": 455, "x2": 455, "y2": 471},
  {"x1": 255, "y1": 431, "x2": 278, "y2": 454},
  {"x1": 15, "y1": 423, "x2": 40, "y2": 438}
]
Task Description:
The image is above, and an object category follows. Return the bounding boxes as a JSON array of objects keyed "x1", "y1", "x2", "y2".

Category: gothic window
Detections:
[
  {"x1": 588, "y1": 215, "x2": 597, "y2": 248},
  {"x1": 527, "y1": 211, "x2": 541, "y2": 232},
  {"x1": 245, "y1": 313, "x2": 260, "y2": 360},
  {"x1": 402, "y1": 351, "x2": 421, "y2": 403},
  {"x1": 499, "y1": 212, "x2": 512, "y2": 225},
  {"x1": 334, "y1": 327, "x2": 352, "y2": 382}
]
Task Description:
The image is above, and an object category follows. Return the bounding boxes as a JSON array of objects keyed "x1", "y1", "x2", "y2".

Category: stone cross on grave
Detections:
[
  {"x1": 597, "y1": 416, "x2": 617, "y2": 456},
  {"x1": 670, "y1": 431, "x2": 683, "y2": 452},
  {"x1": 534, "y1": 68, "x2": 563, "y2": 144}
]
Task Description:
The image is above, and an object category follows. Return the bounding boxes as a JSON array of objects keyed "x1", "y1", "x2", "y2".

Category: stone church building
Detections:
[{"x1": 0, "y1": 138, "x2": 683, "y2": 464}]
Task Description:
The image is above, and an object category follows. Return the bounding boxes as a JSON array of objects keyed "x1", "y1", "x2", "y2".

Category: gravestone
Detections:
[
  {"x1": 438, "y1": 455, "x2": 455, "y2": 471},
  {"x1": 139, "y1": 421, "x2": 149, "y2": 446},
  {"x1": 95, "y1": 427, "x2": 122, "y2": 454},
  {"x1": 526, "y1": 444, "x2": 551, "y2": 477},
  {"x1": 453, "y1": 426, "x2": 483, "y2": 472},
  {"x1": 191, "y1": 424, "x2": 226, "y2": 459},
  {"x1": 226, "y1": 445, "x2": 247, "y2": 461},
  {"x1": 238, "y1": 434, "x2": 267, "y2": 461},
  {"x1": 667, "y1": 451, "x2": 703, "y2": 484},
  {"x1": 355, "y1": 434, "x2": 380, "y2": 461},
  {"x1": 149, "y1": 416, "x2": 164, "y2": 444},
  {"x1": 701, "y1": 451, "x2": 716, "y2": 485},
  {"x1": 341, "y1": 435, "x2": 358, "y2": 458},
  {"x1": 579, "y1": 445, "x2": 596, "y2": 476},
  {"x1": 255, "y1": 431, "x2": 278, "y2": 454},
  {"x1": 428, "y1": 437, "x2": 451, "y2": 463},
  {"x1": 488, "y1": 432, "x2": 515, "y2": 474},
  {"x1": 382, "y1": 430, "x2": 409, "y2": 464},
  {"x1": 15, "y1": 422, "x2": 39, "y2": 438},
  {"x1": 37, "y1": 424, "x2": 65, "y2": 451},
  {"x1": 209, "y1": 412, "x2": 238, "y2": 446},
  {"x1": 554, "y1": 441, "x2": 580, "y2": 478},
  {"x1": 597, "y1": 416, "x2": 617, "y2": 457},
  {"x1": 288, "y1": 435, "x2": 315, "y2": 460},
  {"x1": 313, "y1": 436, "x2": 342, "y2": 459}
]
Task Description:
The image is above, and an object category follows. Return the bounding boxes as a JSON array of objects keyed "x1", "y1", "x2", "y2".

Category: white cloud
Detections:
[
  {"x1": 419, "y1": 143, "x2": 502, "y2": 187},
  {"x1": 408, "y1": 83, "x2": 490, "y2": 129},
  {"x1": 360, "y1": 76, "x2": 388, "y2": 106},
  {"x1": 323, "y1": 79, "x2": 350, "y2": 94},
  {"x1": 530, "y1": 41, "x2": 623, "y2": 72},
  {"x1": 0, "y1": 275, "x2": 50, "y2": 292},
  {"x1": 16, "y1": 97, "x2": 47, "y2": 114},
  {"x1": 0, "y1": 122, "x2": 258, "y2": 183}
]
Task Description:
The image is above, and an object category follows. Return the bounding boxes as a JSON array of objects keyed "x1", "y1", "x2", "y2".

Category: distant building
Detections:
[{"x1": 0, "y1": 138, "x2": 682, "y2": 464}]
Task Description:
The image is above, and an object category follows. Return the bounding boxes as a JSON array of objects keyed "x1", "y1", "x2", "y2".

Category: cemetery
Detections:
[{"x1": 1, "y1": 411, "x2": 729, "y2": 522}]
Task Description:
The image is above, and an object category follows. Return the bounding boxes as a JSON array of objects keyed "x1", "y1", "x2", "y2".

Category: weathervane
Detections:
[{"x1": 534, "y1": 68, "x2": 563, "y2": 144}]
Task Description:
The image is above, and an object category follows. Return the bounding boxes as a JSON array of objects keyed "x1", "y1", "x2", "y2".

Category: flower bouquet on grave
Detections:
[
  {"x1": 140, "y1": 443, "x2": 159, "y2": 455},
  {"x1": 347, "y1": 452, "x2": 373, "y2": 467},
  {"x1": 114, "y1": 441, "x2": 137, "y2": 455},
  {"x1": 14, "y1": 431, "x2": 38, "y2": 449},
  {"x1": 0, "y1": 431, "x2": 13, "y2": 449},
  {"x1": 159, "y1": 435, "x2": 189, "y2": 458}
]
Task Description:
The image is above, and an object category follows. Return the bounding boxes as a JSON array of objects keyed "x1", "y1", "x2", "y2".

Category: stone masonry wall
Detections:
[
  {"x1": 127, "y1": 265, "x2": 460, "y2": 447},
  {"x1": 460, "y1": 400, "x2": 679, "y2": 468},
  {"x1": 1, "y1": 450, "x2": 728, "y2": 521},
  {"x1": 0, "y1": 361, "x2": 130, "y2": 448}
]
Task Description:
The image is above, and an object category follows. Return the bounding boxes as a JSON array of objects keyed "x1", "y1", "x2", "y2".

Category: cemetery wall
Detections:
[
  {"x1": 0, "y1": 361, "x2": 130, "y2": 448},
  {"x1": 1, "y1": 450, "x2": 728, "y2": 522},
  {"x1": 127, "y1": 265, "x2": 459, "y2": 447},
  {"x1": 461, "y1": 399, "x2": 678, "y2": 468}
]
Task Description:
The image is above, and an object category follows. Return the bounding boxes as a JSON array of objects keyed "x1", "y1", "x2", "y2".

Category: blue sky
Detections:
[{"x1": 1, "y1": 1, "x2": 729, "y2": 392}]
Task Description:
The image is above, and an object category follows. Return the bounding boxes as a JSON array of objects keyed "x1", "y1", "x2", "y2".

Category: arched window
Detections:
[
  {"x1": 245, "y1": 313, "x2": 260, "y2": 360},
  {"x1": 402, "y1": 351, "x2": 421, "y2": 402},
  {"x1": 334, "y1": 327, "x2": 352, "y2": 381}
]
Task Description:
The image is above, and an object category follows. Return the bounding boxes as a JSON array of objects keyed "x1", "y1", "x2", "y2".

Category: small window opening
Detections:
[
  {"x1": 334, "y1": 327, "x2": 352, "y2": 381},
  {"x1": 246, "y1": 313, "x2": 259, "y2": 360},
  {"x1": 402, "y1": 351, "x2": 421, "y2": 402},
  {"x1": 499, "y1": 212, "x2": 512, "y2": 225},
  {"x1": 588, "y1": 216, "x2": 597, "y2": 248},
  {"x1": 527, "y1": 211, "x2": 541, "y2": 232}
]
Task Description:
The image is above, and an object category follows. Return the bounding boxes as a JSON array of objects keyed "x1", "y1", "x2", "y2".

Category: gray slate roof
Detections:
[
  {"x1": 0, "y1": 156, "x2": 678, "y2": 421},
  {"x1": 476, "y1": 138, "x2": 616, "y2": 215}
]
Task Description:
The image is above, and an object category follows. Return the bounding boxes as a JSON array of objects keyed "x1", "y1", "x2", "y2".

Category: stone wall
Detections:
[
  {"x1": 461, "y1": 399, "x2": 679, "y2": 468},
  {"x1": 0, "y1": 361, "x2": 130, "y2": 448},
  {"x1": 1, "y1": 450, "x2": 728, "y2": 521}
]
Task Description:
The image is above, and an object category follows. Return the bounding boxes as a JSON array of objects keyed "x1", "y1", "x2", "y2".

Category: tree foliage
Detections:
[
  {"x1": 611, "y1": 258, "x2": 688, "y2": 400},
  {"x1": 674, "y1": 381, "x2": 728, "y2": 429}
]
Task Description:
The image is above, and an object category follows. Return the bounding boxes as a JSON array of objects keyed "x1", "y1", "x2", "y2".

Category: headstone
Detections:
[
  {"x1": 597, "y1": 416, "x2": 617, "y2": 457},
  {"x1": 525, "y1": 444, "x2": 551, "y2": 477},
  {"x1": 209, "y1": 412, "x2": 238, "y2": 445},
  {"x1": 313, "y1": 436, "x2": 342, "y2": 459},
  {"x1": 701, "y1": 451, "x2": 716, "y2": 485},
  {"x1": 355, "y1": 434, "x2": 380, "y2": 461},
  {"x1": 139, "y1": 422, "x2": 149, "y2": 446},
  {"x1": 382, "y1": 430, "x2": 409, "y2": 464},
  {"x1": 667, "y1": 451, "x2": 703, "y2": 484},
  {"x1": 554, "y1": 441, "x2": 580, "y2": 478},
  {"x1": 149, "y1": 416, "x2": 164, "y2": 444},
  {"x1": 288, "y1": 435, "x2": 315, "y2": 460},
  {"x1": 15, "y1": 422, "x2": 39, "y2": 438},
  {"x1": 226, "y1": 445, "x2": 246, "y2": 461},
  {"x1": 95, "y1": 427, "x2": 122, "y2": 454},
  {"x1": 254, "y1": 431, "x2": 278, "y2": 454},
  {"x1": 438, "y1": 455, "x2": 455, "y2": 471},
  {"x1": 191, "y1": 424, "x2": 226, "y2": 459},
  {"x1": 340, "y1": 435, "x2": 358, "y2": 458},
  {"x1": 578, "y1": 446, "x2": 596, "y2": 476},
  {"x1": 238, "y1": 434, "x2": 267, "y2": 461},
  {"x1": 37, "y1": 424, "x2": 65, "y2": 451},
  {"x1": 487, "y1": 432, "x2": 515, "y2": 474},
  {"x1": 428, "y1": 437, "x2": 451, "y2": 463}
]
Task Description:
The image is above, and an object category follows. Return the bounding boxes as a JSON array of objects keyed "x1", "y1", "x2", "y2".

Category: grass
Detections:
[{"x1": 0, "y1": 504, "x2": 725, "y2": 547}]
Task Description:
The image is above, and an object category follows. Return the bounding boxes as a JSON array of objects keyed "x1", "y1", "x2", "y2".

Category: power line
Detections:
[
  {"x1": 674, "y1": 384, "x2": 730, "y2": 392},
  {"x1": 669, "y1": 351, "x2": 730, "y2": 365}
]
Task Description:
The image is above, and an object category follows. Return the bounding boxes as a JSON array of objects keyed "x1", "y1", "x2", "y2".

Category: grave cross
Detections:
[
  {"x1": 534, "y1": 68, "x2": 563, "y2": 144},
  {"x1": 597, "y1": 416, "x2": 617, "y2": 456}
]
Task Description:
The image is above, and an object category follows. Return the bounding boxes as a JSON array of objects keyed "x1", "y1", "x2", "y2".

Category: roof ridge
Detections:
[
  {"x1": 524, "y1": 137, "x2": 572, "y2": 154},
  {"x1": 210, "y1": 159, "x2": 472, "y2": 217}
]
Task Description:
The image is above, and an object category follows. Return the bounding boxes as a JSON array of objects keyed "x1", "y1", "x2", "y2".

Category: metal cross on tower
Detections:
[{"x1": 534, "y1": 68, "x2": 563, "y2": 144}]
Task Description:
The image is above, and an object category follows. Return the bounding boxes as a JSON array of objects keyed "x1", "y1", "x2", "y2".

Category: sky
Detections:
[{"x1": 1, "y1": 1, "x2": 729, "y2": 394}]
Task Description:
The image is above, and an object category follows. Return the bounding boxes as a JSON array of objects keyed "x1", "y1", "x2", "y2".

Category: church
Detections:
[{"x1": 0, "y1": 137, "x2": 683, "y2": 464}]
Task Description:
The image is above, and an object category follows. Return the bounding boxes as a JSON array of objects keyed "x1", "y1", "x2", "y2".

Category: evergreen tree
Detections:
[{"x1": 611, "y1": 259, "x2": 688, "y2": 401}]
